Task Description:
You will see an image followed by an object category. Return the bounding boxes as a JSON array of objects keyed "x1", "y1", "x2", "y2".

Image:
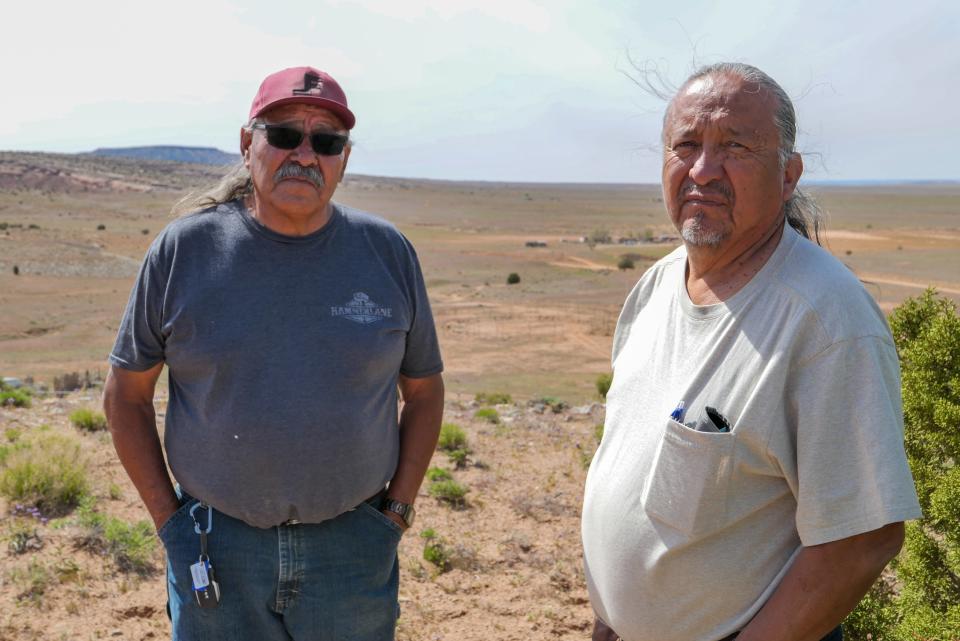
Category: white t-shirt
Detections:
[{"x1": 581, "y1": 226, "x2": 921, "y2": 641}]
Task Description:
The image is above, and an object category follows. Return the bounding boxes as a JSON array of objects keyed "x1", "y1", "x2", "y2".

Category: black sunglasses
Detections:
[{"x1": 250, "y1": 123, "x2": 348, "y2": 156}]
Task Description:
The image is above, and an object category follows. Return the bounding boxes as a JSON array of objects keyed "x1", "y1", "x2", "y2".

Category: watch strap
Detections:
[{"x1": 383, "y1": 498, "x2": 415, "y2": 527}]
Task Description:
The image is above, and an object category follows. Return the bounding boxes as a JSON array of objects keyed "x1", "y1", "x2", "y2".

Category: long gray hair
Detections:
[
  {"x1": 172, "y1": 121, "x2": 257, "y2": 217},
  {"x1": 171, "y1": 160, "x2": 253, "y2": 217},
  {"x1": 659, "y1": 62, "x2": 824, "y2": 244}
]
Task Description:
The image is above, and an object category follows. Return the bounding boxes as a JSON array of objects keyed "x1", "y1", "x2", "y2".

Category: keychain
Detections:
[{"x1": 189, "y1": 502, "x2": 221, "y2": 608}]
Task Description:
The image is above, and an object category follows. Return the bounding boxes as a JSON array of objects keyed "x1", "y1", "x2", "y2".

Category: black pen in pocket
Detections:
[{"x1": 705, "y1": 406, "x2": 730, "y2": 432}]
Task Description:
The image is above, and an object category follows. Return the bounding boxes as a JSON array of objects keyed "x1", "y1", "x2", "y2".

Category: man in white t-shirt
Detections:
[{"x1": 581, "y1": 63, "x2": 920, "y2": 641}]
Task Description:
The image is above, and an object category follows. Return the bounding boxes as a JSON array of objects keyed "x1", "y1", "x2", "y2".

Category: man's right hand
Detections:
[
  {"x1": 151, "y1": 497, "x2": 183, "y2": 533},
  {"x1": 592, "y1": 617, "x2": 619, "y2": 641},
  {"x1": 103, "y1": 363, "x2": 180, "y2": 536}
]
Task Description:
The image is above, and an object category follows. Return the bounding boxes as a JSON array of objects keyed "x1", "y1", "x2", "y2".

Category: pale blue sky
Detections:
[{"x1": 1, "y1": 0, "x2": 956, "y2": 183}]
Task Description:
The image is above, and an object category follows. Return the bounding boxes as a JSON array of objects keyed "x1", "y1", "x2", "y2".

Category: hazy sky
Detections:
[{"x1": 2, "y1": 0, "x2": 956, "y2": 183}]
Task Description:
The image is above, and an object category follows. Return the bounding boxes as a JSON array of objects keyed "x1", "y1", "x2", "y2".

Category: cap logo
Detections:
[{"x1": 292, "y1": 72, "x2": 324, "y2": 96}]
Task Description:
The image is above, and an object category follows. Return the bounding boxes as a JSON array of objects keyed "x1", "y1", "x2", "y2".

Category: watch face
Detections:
[{"x1": 386, "y1": 500, "x2": 415, "y2": 527}]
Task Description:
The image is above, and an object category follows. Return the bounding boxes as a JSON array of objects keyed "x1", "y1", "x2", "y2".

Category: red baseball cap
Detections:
[{"x1": 248, "y1": 66, "x2": 356, "y2": 130}]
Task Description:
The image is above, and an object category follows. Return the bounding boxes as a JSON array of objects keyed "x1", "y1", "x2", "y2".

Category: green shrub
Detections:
[
  {"x1": 475, "y1": 392, "x2": 512, "y2": 405},
  {"x1": 506, "y1": 272, "x2": 520, "y2": 285},
  {"x1": 596, "y1": 373, "x2": 613, "y2": 399},
  {"x1": 593, "y1": 423, "x2": 604, "y2": 444},
  {"x1": 426, "y1": 467, "x2": 452, "y2": 482},
  {"x1": 76, "y1": 498, "x2": 156, "y2": 573},
  {"x1": 845, "y1": 289, "x2": 960, "y2": 640},
  {"x1": 437, "y1": 422, "x2": 468, "y2": 452},
  {"x1": 0, "y1": 434, "x2": 88, "y2": 512},
  {"x1": 420, "y1": 529, "x2": 451, "y2": 572},
  {"x1": 69, "y1": 408, "x2": 108, "y2": 432},
  {"x1": 5, "y1": 427, "x2": 23, "y2": 442},
  {"x1": 428, "y1": 480, "x2": 468, "y2": 506},
  {"x1": 447, "y1": 448, "x2": 469, "y2": 469},
  {"x1": 474, "y1": 407, "x2": 500, "y2": 424},
  {"x1": 0, "y1": 388, "x2": 32, "y2": 408},
  {"x1": 617, "y1": 256, "x2": 635, "y2": 270}
]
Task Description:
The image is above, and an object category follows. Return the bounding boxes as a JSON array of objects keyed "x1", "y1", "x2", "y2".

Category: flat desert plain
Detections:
[{"x1": 0, "y1": 152, "x2": 958, "y2": 640}]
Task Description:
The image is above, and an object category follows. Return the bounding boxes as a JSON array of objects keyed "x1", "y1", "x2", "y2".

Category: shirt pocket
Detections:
[{"x1": 641, "y1": 418, "x2": 736, "y2": 538}]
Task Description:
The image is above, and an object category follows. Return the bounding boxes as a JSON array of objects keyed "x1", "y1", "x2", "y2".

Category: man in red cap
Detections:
[{"x1": 104, "y1": 66, "x2": 445, "y2": 640}]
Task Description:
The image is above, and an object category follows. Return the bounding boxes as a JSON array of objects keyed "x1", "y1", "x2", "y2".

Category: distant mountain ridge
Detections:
[{"x1": 88, "y1": 146, "x2": 240, "y2": 165}]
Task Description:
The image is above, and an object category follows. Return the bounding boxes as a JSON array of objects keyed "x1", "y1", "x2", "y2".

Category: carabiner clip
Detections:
[{"x1": 190, "y1": 502, "x2": 213, "y2": 535}]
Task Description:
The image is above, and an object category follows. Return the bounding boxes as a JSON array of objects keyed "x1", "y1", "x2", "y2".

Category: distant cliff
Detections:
[{"x1": 88, "y1": 146, "x2": 240, "y2": 165}]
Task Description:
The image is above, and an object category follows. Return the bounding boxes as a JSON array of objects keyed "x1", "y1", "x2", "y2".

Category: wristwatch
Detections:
[{"x1": 383, "y1": 498, "x2": 416, "y2": 528}]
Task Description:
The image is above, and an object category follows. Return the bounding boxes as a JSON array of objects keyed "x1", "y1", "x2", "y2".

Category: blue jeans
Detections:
[{"x1": 158, "y1": 489, "x2": 402, "y2": 641}]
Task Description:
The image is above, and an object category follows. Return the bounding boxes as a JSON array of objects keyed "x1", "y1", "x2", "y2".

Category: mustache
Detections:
[
  {"x1": 273, "y1": 163, "x2": 325, "y2": 188},
  {"x1": 681, "y1": 180, "x2": 732, "y2": 201}
]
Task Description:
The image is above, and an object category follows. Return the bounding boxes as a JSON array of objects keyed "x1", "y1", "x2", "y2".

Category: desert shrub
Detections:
[
  {"x1": 420, "y1": 528, "x2": 451, "y2": 572},
  {"x1": 0, "y1": 388, "x2": 32, "y2": 408},
  {"x1": 474, "y1": 407, "x2": 500, "y2": 424},
  {"x1": 617, "y1": 256, "x2": 635, "y2": 270},
  {"x1": 0, "y1": 434, "x2": 88, "y2": 512},
  {"x1": 75, "y1": 497, "x2": 156, "y2": 573},
  {"x1": 437, "y1": 422, "x2": 468, "y2": 452},
  {"x1": 426, "y1": 467, "x2": 452, "y2": 482},
  {"x1": 8, "y1": 519, "x2": 44, "y2": 555},
  {"x1": 447, "y1": 449, "x2": 469, "y2": 469},
  {"x1": 589, "y1": 229, "x2": 611, "y2": 245},
  {"x1": 69, "y1": 408, "x2": 107, "y2": 432},
  {"x1": 475, "y1": 392, "x2": 512, "y2": 405},
  {"x1": 506, "y1": 272, "x2": 520, "y2": 284},
  {"x1": 11, "y1": 559, "x2": 51, "y2": 605},
  {"x1": 596, "y1": 373, "x2": 613, "y2": 399},
  {"x1": 844, "y1": 289, "x2": 960, "y2": 640},
  {"x1": 532, "y1": 396, "x2": 568, "y2": 413},
  {"x1": 53, "y1": 371, "x2": 84, "y2": 393},
  {"x1": 429, "y1": 480, "x2": 468, "y2": 506},
  {"x1": 6, "y1": 427, "x2": 23, "y2": 442},
  {"x1": 141, "y1": 228, "x2": 150, "y2": 235},
  {"x1": 96, "y1": 224, "x2": 106, "y2": 230}
]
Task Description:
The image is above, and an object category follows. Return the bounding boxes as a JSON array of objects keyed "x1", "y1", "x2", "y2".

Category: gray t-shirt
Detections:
[
  {"x1": 582, "y1": 227, "x2": 920, "y2": 641},
  {"x1": 110, "y1": 199, "x2": 443, "y2": 528}
]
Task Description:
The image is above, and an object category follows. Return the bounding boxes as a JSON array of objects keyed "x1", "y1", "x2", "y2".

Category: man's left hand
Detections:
[{"x1": 382, "y1": 509, "x2": 409, "y2": 533}]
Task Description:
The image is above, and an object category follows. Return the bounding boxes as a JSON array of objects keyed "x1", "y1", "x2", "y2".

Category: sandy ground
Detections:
[{"x1": 0, "y1": 394, "x2": 601, "y2": 641}]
